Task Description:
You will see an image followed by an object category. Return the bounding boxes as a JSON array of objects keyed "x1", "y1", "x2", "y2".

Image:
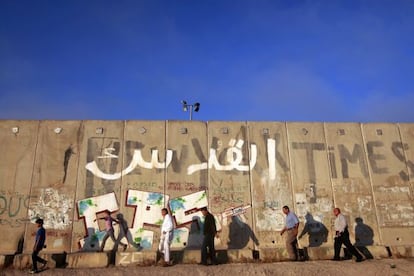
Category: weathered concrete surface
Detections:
[
  {"x1": 66, "y1": 252, "x2": 109, "y2": 268},
  {"x1": 362, "y1": 123, "x2": 414, "y2": 246},
  {"x1": 398, "y1": 123, "x2": 414, "y2": 197},
  {"x1": 258, "y1": 248, "x2": 290, "y2": 262},
  {"x1": 122, "y1": 120, "x2": 167, "y2": 251},
  {"x1": 25, "y1": 121, "x2": 81, "y2": 254},
  {"x1": 287, "y1": 122, "x2": 334, "y2": 245},
  {"x1": 249, "y1": 122, "x2": 293, "y2": 250},
  {"x1": 324, "y1": 123, "x2": 380, "y2": 247},
  {"x1": 166, "y1": 121, "x2": 208, "y2": 250},
  {"x1": 0, "y1": 120, "x2": 39, "y2": 254},
  {"x1": 72, "y1": 120, "x2": 124, "y2": 253},
  {"x1": 115, "y1": 251, "x2": 157, "y2": 266},
  {"x1": 389, "y1": 246, "x2": 414, "y2": 258},
  {"x1": 207, "y1": 122, "x2": 255, "y2": 251},
  {"x1": 1, "y1": 120, "x2": 414, "y2": 269}
]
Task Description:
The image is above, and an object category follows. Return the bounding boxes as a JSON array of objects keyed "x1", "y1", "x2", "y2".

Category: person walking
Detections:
[
  {"x1": 30, "y1": 218, "x2": 47, "y2": 274},
  {"x1": 159, "y1": 208, "x2": 174, "y2": 267},
  {"x1": 200, "y1": 207, "x2": 217, "y2": 265},
  {"x1": 96, "y1": 210, "x2": 127, "y2": 252},
  {"x1": 280, "y1": 205, "x2": 299, "y2": 261},
  {"x1": 332, "y1": 208, "x2": 363, "y2": 262}
]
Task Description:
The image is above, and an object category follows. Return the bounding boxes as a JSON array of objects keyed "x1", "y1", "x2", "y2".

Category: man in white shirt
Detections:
[
  {"x1": 333, "y1": 208, "x2": 363, "y2": 262},
  {"x1": 159, "y1": 208, "x2": 174, "y2": 266},
  {"x1": 280, "y1": 205, "x2": 299, "y2": 261}
]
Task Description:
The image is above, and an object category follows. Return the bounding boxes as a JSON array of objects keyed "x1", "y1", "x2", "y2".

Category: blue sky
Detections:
[{"x1": 1, "y1": 0, "x2": 413, "y2": 122}]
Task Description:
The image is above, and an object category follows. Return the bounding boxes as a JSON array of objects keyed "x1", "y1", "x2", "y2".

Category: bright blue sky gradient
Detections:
[{"x1": 1, "y1": 0, "x2": 413, "y2": 122}]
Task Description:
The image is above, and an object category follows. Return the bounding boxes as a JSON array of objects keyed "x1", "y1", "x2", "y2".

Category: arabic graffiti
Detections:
[
  {"x1": 86, "y1": 138, "x2": 279, "y2": 180},
  {"x1": 86, "y1": 149, "x2": 173, "y2": 180}
]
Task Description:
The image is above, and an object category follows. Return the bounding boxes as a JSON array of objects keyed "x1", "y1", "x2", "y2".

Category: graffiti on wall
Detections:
[
  {"x1": 28, "y1": 188, "x2": 73, "y2": 230},
  {"x1": 85, "y1": 138, "x2": 414, "y2": 185},
  {"x1": 0, "y1": 191, "x2": 33, "y2": 228},
  {"x1": 85, "y1": 138, "x2": 276, "y2": 180},
  {"x1": 82, "y1": 134, "x2": 414, "y2": 230},
  {"x1": 76, "y1": 190, "x2": 254, "y2": 251}
]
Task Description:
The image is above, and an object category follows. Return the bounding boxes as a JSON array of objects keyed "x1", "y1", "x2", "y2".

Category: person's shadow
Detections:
[
  {"x1": 112, "y1": 213, "x2": 141, "y2": 251},
  {"x1": 227, "y1": 216, "x2": 259, "y2": 249},
  {"x1": 298, "y1": 213, "x2": 328, "y2": 247},
  {"x1": 354, "y1": 217, "x2": 374, "y2": 259},
  {"x1": 186, "y1": 216, "x2": 204, "y2": 249}
]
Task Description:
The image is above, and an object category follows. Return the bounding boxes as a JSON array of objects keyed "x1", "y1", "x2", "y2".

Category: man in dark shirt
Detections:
[
  {"x1": 200, "y1": 207, "x2": 217, "y2": 265},
  {"x1": 30, "y1": 218, "x2": 47, "y2": 273}
]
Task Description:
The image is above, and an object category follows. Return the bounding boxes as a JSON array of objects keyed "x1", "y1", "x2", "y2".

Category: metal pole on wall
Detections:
[{"x1": 181, "y1": 100, "x2": 200, "y2": 120}]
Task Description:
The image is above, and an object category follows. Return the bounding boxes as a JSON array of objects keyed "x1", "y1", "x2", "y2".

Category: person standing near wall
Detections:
[
  {"x1": 200, "y1": 207, "x2": 218, "y2": 265},
  {"x1": 30, "y1": 218, "x2": 47, "y2": 274},
  {"x1": 280, "y1": 205, "x2": 299, "y2": 261},
  {"x1": 332, "y1": 207, "x2": 363, "y2": 262},
  {"x1": 159, "y1": 208, "x2": 174, "y2": 267}
]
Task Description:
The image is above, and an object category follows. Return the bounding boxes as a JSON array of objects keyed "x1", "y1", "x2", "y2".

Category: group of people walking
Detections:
[
  {"x1": 30, "y1": 204, "x2": 365, "y2": 272},
  {"x1": 280, "y1": 205, "x2": 364, "y2": 262}
]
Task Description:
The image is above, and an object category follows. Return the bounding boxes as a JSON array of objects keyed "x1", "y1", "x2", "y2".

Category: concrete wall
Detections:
[{"x1": 1, "y1": 120, "x2": 413, "y2": 256}]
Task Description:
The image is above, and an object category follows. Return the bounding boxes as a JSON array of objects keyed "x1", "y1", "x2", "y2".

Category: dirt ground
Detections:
[{"x1": 1, "y1": 258, "x2": 413, "y2": 276}]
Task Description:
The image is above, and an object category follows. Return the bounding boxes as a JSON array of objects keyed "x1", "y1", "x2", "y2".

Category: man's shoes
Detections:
[
  {"x1": 331, "y1": 258, "x2": 341, "y2": 261},
  {"x1": 198, "y1": 262, "x2": 208, "y2": 266},
  {"x1": 29, "y1": 270, "x2": 38, "y2": 274},
  {"x1": 123, "y1": 245, "x2": 127, "y2": 252},
  {"x1": 356, "y1": 258, "x2": 364, "y2": 263}
]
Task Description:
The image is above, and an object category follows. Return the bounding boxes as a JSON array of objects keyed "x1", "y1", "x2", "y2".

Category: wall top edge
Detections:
[{"x1": 0, "y1": 119, "x2": 413, "y2": 125}]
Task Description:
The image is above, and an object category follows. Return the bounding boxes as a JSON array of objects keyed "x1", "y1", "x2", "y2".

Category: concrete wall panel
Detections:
[
  {"x1": 207, "y1": 122, "x2": 255, "y2": 250},
  {"x1": 248, "y1": 122, "x2": 292, "y2": 248},
  {"x1": 398, "y1": 124, "x2": 414, "y2": 191},
  {"x1": 324, "y1": 123, "x2": 380, "y2": 246},
  {"x1": 72, "y1": 120, "x2": 125, "y2": 252},
  {"x1": 166, "y1": 121, "x2": 208, "y2": 249},
  {"x1": 287, "y1": 122, "x2": 333, "y2": 245},
  {"x1": 0, "y1": 121, "x2": 39, "y2": 254},
  {"x1": 121, "y1": 121, "x2": 167, "y2": 250},
  {"x1": 25, "y1": 121, "x2": 83, "y2": 253},
  {"x1": 362, "y1": 123, "x2": 414, "y2": 245}
]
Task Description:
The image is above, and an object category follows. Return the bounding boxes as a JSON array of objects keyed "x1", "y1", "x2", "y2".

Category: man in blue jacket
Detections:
[{"x1": 30, "y1": 218, "x2": 47, "y2": 273}]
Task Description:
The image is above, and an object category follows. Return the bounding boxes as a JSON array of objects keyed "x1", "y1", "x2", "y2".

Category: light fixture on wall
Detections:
[
  {"x1": 11, "y1": 127, "x2": 19, "y2": 134},
  {"x1": 180, "y1": 127, "x2": 188, "y2": 134},
  {"x1": 139, "y1": 127, "x2": 147, "y2": 134},
  {"x1": 54, "y1": 127, "x2": 63, "y2": 134},
  {"x1": 95, "y1": 127, "x2": 104, "y2": 134},
  {"x1": 337, "y1": 129, "x2": 345, "y2": 136},
  {"x1": 181, "y1": 100, "x2": 200, "y2": 120},
  {"x1": 221, "y1": 127, "x2": 229, "y2": 134}
]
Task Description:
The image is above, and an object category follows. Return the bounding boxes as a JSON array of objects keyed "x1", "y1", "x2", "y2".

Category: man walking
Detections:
[
  {"x1": 30, "y1": 218, "x2": 47, "y2": 274},
  {"x1": 280, "y1": 205, "x2": 299, "y2": 261},
  {"x1": 96, "y1": 210, "x2": 127, "y2": 252},
  {"x1": 159, "y1": 208, "x2": 174, "y2": 266},
  {"x1": 200, "y1": 207, "x2": 217, "y2": 265},
  {"x1": 332, "y1": 208, "x2": 363, "y2": 262}
]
